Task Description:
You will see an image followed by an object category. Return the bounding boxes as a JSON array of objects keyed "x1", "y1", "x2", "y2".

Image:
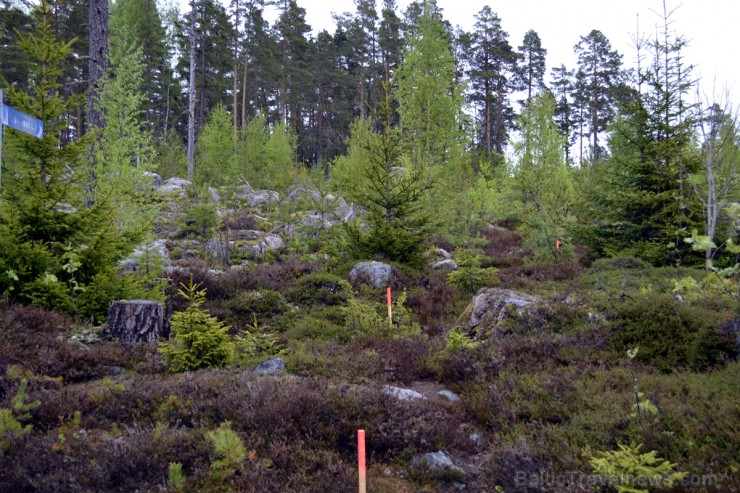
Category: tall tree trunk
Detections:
[
  {"x1": 87, "y1": 0, "x2": 108, "y2": 132},
  {"x1": 233, "y1": 0, "x2": 239, "y2": 132},
  {"x1": 187, "y1": 0, "x2": 197, "y2": 181},
  {"x1": 241, "y1": 49, "x2": 248, "y2": 126}
]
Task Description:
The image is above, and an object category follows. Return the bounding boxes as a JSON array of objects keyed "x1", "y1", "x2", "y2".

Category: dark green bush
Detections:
[
  {"x1": 282, "y1": 306, "x2": 352, "y2": 342},
  {"x1": 289, "y1": 272, "x2": 350, "y2": 306},
  {"x1": 223, "y1": 289, "x2": 288, "y2": 317},
  {"x1": 608, "y1": 292, "x2": 735, "y2": 372}
]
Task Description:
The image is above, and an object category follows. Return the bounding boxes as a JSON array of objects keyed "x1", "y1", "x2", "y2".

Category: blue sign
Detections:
[{"x1": 1, "y1": 105, "x2": 44, "y2": 139}]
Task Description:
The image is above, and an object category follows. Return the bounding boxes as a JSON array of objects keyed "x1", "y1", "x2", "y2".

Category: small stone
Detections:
[
  {"x1": 437, "y1": 390, "x2": 461, "y2": 402},
  {"x1": 254, "y1": 358, "x2": 285, "y2": 375},
  {"x1": 431, "y1": 259, "x2": 458, "y2": 270},
  {"x1": 410, "y1": 451, "x2": 464, "y2": 476},
  {"x1": 382, "y1": 385, "x2": 427, "y2": 401}
]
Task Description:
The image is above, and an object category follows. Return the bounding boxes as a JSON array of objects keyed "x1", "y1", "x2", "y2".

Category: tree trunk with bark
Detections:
[
  {"x1": 88, "y1": 0, "x2": 108, "y2": 131},
  {"x1": 107, "y1": 300, "x2": 165, "y2": 344},
  {"x1": 186, "y1": 0, "x2": 197, "y2": 181}
]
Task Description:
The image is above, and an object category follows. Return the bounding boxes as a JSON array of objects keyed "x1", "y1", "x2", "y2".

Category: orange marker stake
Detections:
[
  {"x1": 386, "y1": 287, "x2": 393, "y2": 329},
  {"x1": 555, "y1": 238, "x2": 561, "y2": 251},
  {"x1": 358, "y1": 429, "x2": 366, "y2": 493}
]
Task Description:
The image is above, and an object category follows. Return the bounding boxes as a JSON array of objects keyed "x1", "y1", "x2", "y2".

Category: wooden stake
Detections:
[
  {"x1": 358, "y1": 429, "x2": 366, "y2": 493},
  {"x1": 386, "y1": 287, "x2": 392, "y2": 329}
]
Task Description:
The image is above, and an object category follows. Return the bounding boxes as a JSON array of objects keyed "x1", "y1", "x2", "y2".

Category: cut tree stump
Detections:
[{"x1": 107, "y1": 300, "x2": 165, "y2": 344}]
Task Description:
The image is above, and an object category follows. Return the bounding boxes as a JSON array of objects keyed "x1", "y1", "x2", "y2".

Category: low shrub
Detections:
[
  {"x1": 607, "y1": 292, "x2": 735, "y2": 372},
  {"x1": 288, "y1": 272, "x2": 350, "y2": 306}
]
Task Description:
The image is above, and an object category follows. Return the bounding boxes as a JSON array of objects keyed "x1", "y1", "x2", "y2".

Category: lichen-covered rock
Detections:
[
  {"x1": 144, "y1": 171, "x2": 163, "y2": 188},
  {"x1": 349, "y1": 261, "x2": 393, "y2": 288},
  {"x1": 458, "y1": 287, "x2": 539, "y2": 330},
  {"x1": 158, "y1": 177, "x2": 191, "y2": 196},
  {"x1": 431, "y1": 259, "x2": 458, "y2": 270},
  {"x1": 410, "y1": 451, "x2": 464, "y2": 476},
  {"x1": 254, "y1": 358, "x2": 285, "y2": 375},
  {"x1": 437, "y1": 390, "x2": 461, "y2": 402},
  {"x1": 382, "y1": 385, "x2": 427, "y2": 401},
  {"x1": 245, "y1": 190, "x2": 279, "y2": 208},
  {"x1": 205, "y1": 234, "x2": 284, "y2": 263},
  {"x1": 204, "y1": 238, "x2": 229, "y2": 262},
  {"x1": 233, "y1": 183, "x2": 255, "y2": 199}
]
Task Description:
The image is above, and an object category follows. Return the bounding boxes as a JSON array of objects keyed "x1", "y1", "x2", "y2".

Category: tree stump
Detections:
[{"x1": 107, "y1": 300, "x2": 165, "y2": 344}]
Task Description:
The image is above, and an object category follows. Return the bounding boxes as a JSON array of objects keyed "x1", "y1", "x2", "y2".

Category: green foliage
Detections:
[
  {"x1": 283, "y1": 307, "x2": 353, "y2": 343},
  {"x1": 0, "y1": 0, "x2": 154, "y2": 320},
  {"x1": 464, "y1": 159, "x2": 519, "y2": 228},
  {"x1": 440, "y1": 327, "x2": 482, "y2": 357},
  {"x1": 396, "y1": 2, "x2": 466, "y2": 172},
  {"x1": 155, "y1": 130, "x2": 188, "y2": 179},
  {"x1": 232, "y1": 314, "x2": 285, "y2": 368},
  {"x1": 90, "y1": 42, "x2": 159, "y2": 238},
  {"x1": 589, "y1": 443, "x2": 687, "y2": 493},
  {"x1": 336, "y1": 79, "x2": 432, "y2": 267},
  {"x1": 225, "y1": 290, "x2": 288, "y2": 317},
  {"x1": 290, "y1": 273, "x2": 351, "y2": 306},
  {"x1": 0, "y1": 375, "x2": 40, "y2": 450},
  {"x1": 167, "y1": 462, "x2": 186, "y2": 492},
  {"x1": 513, "y1": 93, "x2": 576, "y2": 263},
  {"x1": 608, "y1": 292, "x2": 735, "y2": 372},
  {"x1": 159, "y1": 279, "x2": 233, "y2": 372},
  {"x1": 179, "y1": 200, "x2": 217, "y2": 240},
  {"x1": 207, "y1": 421, "x2": 246, "y2": 475},
  {"x1": 630, "y1": 392, "x2": 658, "y2": 419},
  {"x1": 447, "y1": 248, "x2": 499, "y2": 293},
  {"x1": 344, "y1": 289, "x2": 420, "y2": 340},
  {"x1": 194, "y1": 103, "x2": 237, "y2": 187}
]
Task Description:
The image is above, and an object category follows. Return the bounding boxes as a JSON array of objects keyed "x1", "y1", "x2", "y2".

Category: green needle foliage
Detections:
[
  {"x1": 339, "y1": 78, "x2": 432, "y2": 266},
  {"x1": 0, "y1": 0, "x2": 154, "y2": 320},
  {"x1": 208, "y1": 421, "x2": 246, "y2": 475},
  {"x1": 159, "y1": 279, "x2": 233, "y2": 372},
  {"x1": 590, "y1": 443, "x2": 687, "y2": 493}
]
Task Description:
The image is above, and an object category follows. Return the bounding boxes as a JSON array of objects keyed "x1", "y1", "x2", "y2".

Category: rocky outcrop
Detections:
[
  {"x1": 158, "y1": 177, "x2": 191, "y2": 196},
  {"x1": 431, "y1": 259, "x2": 458, "y2": 270},
  {"x1": 458, "y1": 287, "x2": 539, "y2": 330},
  {"x1": 144, "y1": 171, "x2": 163, "y2": 188},
  {"x1": 349, "y1": 261, "x2": 393, "y2": 288},
  {"x1": 245, "y1": 190, "x2": 279, "y2": 208},
  {"x1": 204, "y1": 234, "x2": 285, "y2": 263}
]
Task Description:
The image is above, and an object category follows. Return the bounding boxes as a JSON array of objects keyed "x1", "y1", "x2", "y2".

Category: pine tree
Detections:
[
  {"x1": 550, "y1": 64, "x2": 575, "y2": 164},
  {"x1": 573, "y1": 29, "x2": 625, "y2": 165},
  {"x1": 466, "y1": 6, "x2": 517, "y2": 157},
  {"x1": 514, "y1": 29, "x2": 547, "y2": 104}
]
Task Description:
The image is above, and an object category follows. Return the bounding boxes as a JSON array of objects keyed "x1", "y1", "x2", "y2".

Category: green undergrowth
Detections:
[{"x1": 0, "y1": 230, "x2": 738, "y2": 491}]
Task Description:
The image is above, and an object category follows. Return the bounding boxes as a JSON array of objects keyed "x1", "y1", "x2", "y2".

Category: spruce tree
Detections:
[
  {"x1": 339, "y1": 79, "x2": 431, "y2": 266},
  {"x1": 0, "y1": 0, "x2": 152, "y2": 320},
  {"x1": 579, "y1": 6, "x2": 701, "y2": 265}
]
